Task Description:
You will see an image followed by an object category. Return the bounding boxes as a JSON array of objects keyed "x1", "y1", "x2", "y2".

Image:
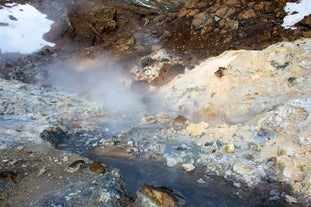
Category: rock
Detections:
[
  {"x1": 300, "y1": 15, "x2": 311, "y2": 27},
  {"x1": 66, "y1": 159, "x2": 86, "y2": 173},
  {"x1": 89, "y1": 6, "x2": 117, "y2": 32},
  {"x1": 91, "y1": 146, "x2": 133, "y2": 158},
  {"x1": 0, "y1": 170, "x2": 18, "y2": 183},
  {"x1": 223, "y1": 144, "x2": 235, "y2": 153},
  {"x1": 265, "y1": 157, "x2": 277, "y2": 169},
  {"x1": 192, "y1": 12, "x2": 207, "y2": 30},
  {"x1": 89, "y1": 161, "x2": 106, "y2": 174},
  {"x1": 281, "y1": 192, "x2": 298, "y2": 204},
  {"x1": 134, "y1": 184, "x2": 185, "y2": 207},
  {"x1": 40, "y1": 127, "x2": 69, "y2": 148},
  {"x1": 172, "y1": 115, "x2": 188, "y2": 127},
  {"x1": 185, "y1": 121, "x2": 209, "y2": 137},
  {"x1": 182, "y1": 163, "x2": 195, "y2": 172},
  {"x1": 214, "y1": 67, "x2": 226, "y2": 78},
  {"x1": 225, "y1": 0, "x2": 240, "y2": 6},
  {"x1": 233, "y1": 163, "x2": 255, "y2": 175},
  {"x1": 238, "y1": 9, "x2": 256, "y2": 19},
  {"x1": 215, "y1": 6, "x2": 228, "y2": 19},
  {"x1": 269, "y1": 189, "x2": 280, "y2": 201}
]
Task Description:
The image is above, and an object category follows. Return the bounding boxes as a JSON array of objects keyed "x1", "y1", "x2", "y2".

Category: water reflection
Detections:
[{"x1": 0, "y1": 3, "x2": 54, "y2": 54}]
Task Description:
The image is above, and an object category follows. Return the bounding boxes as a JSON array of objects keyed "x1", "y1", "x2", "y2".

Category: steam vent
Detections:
[{"x1": 0, "y1": 0, "x2": 311, "y2": 206}]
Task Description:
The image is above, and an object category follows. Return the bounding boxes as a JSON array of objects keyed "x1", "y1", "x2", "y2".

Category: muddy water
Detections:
[{"x1": 87, "y1": 155, "x2": 264, "y2": 207}]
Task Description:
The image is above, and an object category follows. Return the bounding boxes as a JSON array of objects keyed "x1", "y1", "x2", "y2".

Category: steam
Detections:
[{"x1": 42, "y1": 57, "x2": 151, "y2": 114}]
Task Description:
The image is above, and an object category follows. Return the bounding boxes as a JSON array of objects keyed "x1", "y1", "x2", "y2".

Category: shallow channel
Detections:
[{"x1": 87, "y1": 154, "x2": 270, "y2": 207}]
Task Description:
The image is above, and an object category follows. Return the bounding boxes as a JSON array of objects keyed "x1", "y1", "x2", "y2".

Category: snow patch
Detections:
[
  {"x1": 282, "y1": 0, "x2": 311, "y2": 29},
  {"x1": 0, "y1": 3, "x2": 55, "y2": 54}
]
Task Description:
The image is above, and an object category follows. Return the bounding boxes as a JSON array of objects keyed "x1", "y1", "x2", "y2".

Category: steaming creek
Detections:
[{"x1": 57, "y1": 123, "x2": 263, "y2": 207}]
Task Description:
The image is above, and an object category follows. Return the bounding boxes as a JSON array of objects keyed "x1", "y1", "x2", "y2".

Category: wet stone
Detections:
[
  {"x1": 135, "y1": 184, "x2": 186, "y2": 207},
  {"x1": 66, "y1": 160, "x2": 86, "y2": 173},
  {"x1": 89, "y1": 161, "x2": 106, "y2": 174}
]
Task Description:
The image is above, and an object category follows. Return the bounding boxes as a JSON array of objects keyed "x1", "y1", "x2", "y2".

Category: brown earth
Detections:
[{"x1": 41, "y1": 0, "x2": 311, "y2": 69}]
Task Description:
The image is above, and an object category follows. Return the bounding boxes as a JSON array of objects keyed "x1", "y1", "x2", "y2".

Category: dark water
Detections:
[{"x1": 87, "y1": 155, "x2": 270, "y2": 207}]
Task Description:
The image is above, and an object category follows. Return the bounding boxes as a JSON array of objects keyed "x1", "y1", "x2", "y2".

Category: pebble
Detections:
[
  {"x1": 37, "y1": 166, "x2": 48, "y2": 177},
  {"x1": 63, "y1": 156, "x2": 69, "y2": 162},
  {"x1": 196, "y1": 178, "x2": 206, "y2": 183},
  {"x1": 223, "y1": 143, "x2": 235, "y2": 153},
  {"x1": 182, "y1": 163, "x2": 195, "y2": 172}
]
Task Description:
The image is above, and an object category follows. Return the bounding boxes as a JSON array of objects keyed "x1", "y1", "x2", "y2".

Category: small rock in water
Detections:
[
  {"x1": 135, "y1": 184, "x2": 186, "y2": 207},
  {"x1": 89, "y1": 161, "x2": 106, "y2": 174},
  {"x1": 66, "y1": 159, "x2": 85, "y2": 173},
  {"x1": 196, "y1": 178, "x2": 205, "y2": 183},
  {"x1": 182, "y1": 163, "x2": 195, "y2": 172}
]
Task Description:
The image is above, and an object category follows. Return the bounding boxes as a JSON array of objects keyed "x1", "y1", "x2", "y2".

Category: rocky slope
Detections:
[{"x1": 98, "y1": 38, "x2": 311, "y2": 205}]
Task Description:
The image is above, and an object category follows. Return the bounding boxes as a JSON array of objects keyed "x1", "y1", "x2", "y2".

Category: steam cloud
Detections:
[{"x1": 42, "y1": 57, "x2": 150, "y2": 114}]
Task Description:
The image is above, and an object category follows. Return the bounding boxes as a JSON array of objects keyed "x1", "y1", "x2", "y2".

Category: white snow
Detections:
[
  {"x1": 0, "y1": 3, "x2": 55, "y2": 54},
  {"x1": 282, "y1": 0, "x2": 311, "y2": 29}
]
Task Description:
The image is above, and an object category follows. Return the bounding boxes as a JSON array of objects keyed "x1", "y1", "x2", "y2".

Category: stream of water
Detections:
[{"x1": 87, "y1": 155, "x2": 268, "y2": 207}]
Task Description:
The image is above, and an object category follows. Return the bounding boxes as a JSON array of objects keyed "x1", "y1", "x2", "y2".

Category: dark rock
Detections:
[
  {"x1": 287, "y1": 77, "x2": 299, "y2": 87},
  {"x1": 40, "y1": 127, "x2": 69, "y2": 148},
  {"x1": 270, "y1": 60, "x2": 290, "y2": 70},
  {"x1": 0, "y1": 22, "x2": 9, "y2": 26},
  {"x1": 0, "y1": 170, "x2": 18, "y2": 183},
  {"x1": 141, "y1": 56, "x2": 153, "y2": 67},
  {"x1": 8, "y1": 15, "x2": 17, "y2": 21},
  {"x1": 214, "y1": 67, "x2": 226, "y2": 78}
]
